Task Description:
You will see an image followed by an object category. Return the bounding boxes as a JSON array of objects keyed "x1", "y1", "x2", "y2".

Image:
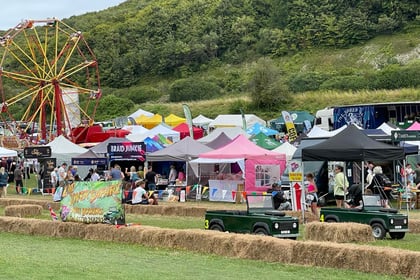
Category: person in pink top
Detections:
[{"x1": 305, "y1": 172, "x2": 318, "y2": 216}]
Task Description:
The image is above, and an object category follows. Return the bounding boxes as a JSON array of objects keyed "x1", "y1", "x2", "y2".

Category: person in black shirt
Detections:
[
  {"x1": 267, "y1": 183, "x2": 291, "y2": 210},
  {"x1": 145, "y1": 166, "x2": 157, "y2": 191}
]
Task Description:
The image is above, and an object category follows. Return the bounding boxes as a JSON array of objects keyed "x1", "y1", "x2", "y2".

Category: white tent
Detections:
[
  {"x1": 47, "y1": 135, "x2": 88, "y2": 176},
  {"x1": 209, "y1": 114, "x2": 266, "y2": 128},
  {"x1": 307, "y1": 126, "x2": 331, "y2": 138},
  {"x1": 377, "y1": 122, "x2": 399, "y2": 135},
  {"x1": 127, "y1": 108, "x2": 154, "y2": 119},
  {"x1": 122, "y1": 125, "x2": 149, "y2": 135},
  {"x1": 198, "y1": 127, "x2": 250, "y2": 143},
  {"x1": 126, "y1": 124, "x2": 181, "y2": 143},
  {"x1": 272, "y1": 142, "x2": 297, "y2": 161},
  {"x1": 308, "y1": 125, "x2": 348, "y2": 138},
  {"x1": 0, "y1": 147, "x2": 17, "y2": 157},
  {"x1": 192, "y1": 114, "x2": 214, "y2": 127}
]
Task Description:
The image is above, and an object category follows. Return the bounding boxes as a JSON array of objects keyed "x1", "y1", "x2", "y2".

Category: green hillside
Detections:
[{"x1": 1, "y1": 0, "x2": 420, "y2": 121}]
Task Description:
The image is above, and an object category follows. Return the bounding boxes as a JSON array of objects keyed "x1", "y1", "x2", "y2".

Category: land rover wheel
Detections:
[
  {"x1": 209, "y1": 223, "x2": 224, "y2": 232},
  {"x1": 389, "y1": 232, "x2": 405, "y2": 240},
  {"x1": 325, "y1": 218, "x2": 337, "y2": 223},
  {"x1": 254, "y1": 227, "x2": 269, "y2": 235},
  {"x1": 371, "y1": 223, "x2": 386, "y2": 239}
]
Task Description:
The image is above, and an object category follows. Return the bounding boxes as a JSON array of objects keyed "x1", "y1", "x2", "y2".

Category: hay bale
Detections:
[
  {"x1": 85, "y1": 224, "x2": 117, "y2": 241},
  {"x1": 124, "y1": 204, "x2": 206, "y2": 217},
  {"x1": 0, "y1": 198, "x2": 60, "y2": 211},
  {"x1": 290, "y1": 240, "x2": 420, "y2": 279},
  {"x1": 32, "y1": 220, "x2": 59, "y2": 236},
  {"x1": 409, "y1": 219, "x2": 420, "y2": 234},
  {"x1": 4, "y1": 204, "x2": 43, "y2": 218},
  {"x1": 56, "y1": 222, "x2": 87, "y2": 239},
  {"x1": 285, "y1": 211, "x2": 318, "y2": 223},
  {"x1": 305, "y1": 222, "x2": 374, "y2": 243}
]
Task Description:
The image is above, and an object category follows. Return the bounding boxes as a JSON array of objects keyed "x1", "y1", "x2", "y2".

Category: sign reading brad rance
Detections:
[{"x1": 107, "y1": 142, "x2": 146, "y2": 161}]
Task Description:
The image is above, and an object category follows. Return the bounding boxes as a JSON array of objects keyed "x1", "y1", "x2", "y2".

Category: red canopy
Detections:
[{"x1": 172, "y1": 123, "x2": 204, "y2": 140}]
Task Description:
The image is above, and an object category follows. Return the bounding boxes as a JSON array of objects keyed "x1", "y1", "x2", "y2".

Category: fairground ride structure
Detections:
[{"x1": 0, "y1": 18, "x2": 101, "y2": 143}]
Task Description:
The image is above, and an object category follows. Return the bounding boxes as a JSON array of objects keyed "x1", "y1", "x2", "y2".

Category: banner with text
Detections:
[
  {"x1": 60, "y1": 180, "x2": 124, "y2": 224},
  {"x1": 107, "y1": 142, "x2": 146, "y2": 161}
]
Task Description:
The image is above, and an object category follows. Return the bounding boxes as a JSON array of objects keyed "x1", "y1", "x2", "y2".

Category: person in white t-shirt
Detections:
[
  {"x1": 90, "y1": 169, "x2": 100, "y2": 182},
  {"x1": 168, "y1": 165, "x2": 177, "y2": 185},
  {"x1": 132, "y1": 180, "x2": 154, "y2": 205},
  {"x1": 50, "y1": 168, "x2": 58, "y2": 188},
  {"x1": 58, "y1": 163, "x2": 67, "y2": 187}
]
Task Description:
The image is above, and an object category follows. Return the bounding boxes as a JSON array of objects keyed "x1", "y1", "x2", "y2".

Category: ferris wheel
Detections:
[{"x1": 0, "y1": 18, "x2": 101, "y2": 143}]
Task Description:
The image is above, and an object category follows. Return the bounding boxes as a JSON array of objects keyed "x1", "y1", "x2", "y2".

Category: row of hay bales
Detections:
[
  {"x1": 1, "y1": 204, "x2": 374, "y2": 243},
  {"x1": 2, "y1": 198, "x2": 420, "y2": 232},
  {"x1": 0, "y1": 216, "x2": 419, "y2": 278},
  {"x1": 0, "y1": 198, "x2": 60, "y2": 210},
  {"x1": 0, "y1": 198, "x2": 319, "y2": 223}
]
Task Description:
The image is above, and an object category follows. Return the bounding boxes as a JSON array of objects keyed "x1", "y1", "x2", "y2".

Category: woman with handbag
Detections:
[{"x1": 305, "y1": 173, "x2": 318, "y2": 216}]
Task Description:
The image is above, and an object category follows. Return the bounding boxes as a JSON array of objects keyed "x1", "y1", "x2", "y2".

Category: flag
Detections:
[
  {"x1": 281, "y1": 111, "x2": 298, "y2": 143},
  {"x1": 240, "y1": 108, "x2": 247, "y2": 130},
  {"x1": 183, "y1": 104, "x2": 194, "y2": 137},
  {"x1": 48, "y1": 204, "x2": 58, "y2": 221}
]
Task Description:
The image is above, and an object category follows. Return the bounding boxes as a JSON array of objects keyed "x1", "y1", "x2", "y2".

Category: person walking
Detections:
[
  {"x1": 14, "y1": 165, "x2": 24, "y2": 194},
  {"x1": 0, "y1": 167, "x2": 9, "y2": 198},
  {"x1": 334, "y1": 165, "x2": 348, "y2": 208}
]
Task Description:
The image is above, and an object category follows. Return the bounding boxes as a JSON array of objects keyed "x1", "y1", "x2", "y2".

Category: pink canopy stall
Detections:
[
  {"x1": 190, "y1": 135, "x2": 286, "y2": 202},
  {"x1": 406, "y1": 121, "x2": 420, "y2": 131}
]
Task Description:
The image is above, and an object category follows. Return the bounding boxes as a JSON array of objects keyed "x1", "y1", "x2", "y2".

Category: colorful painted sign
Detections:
[{"x1": 60, "y1": 180, "x2": 124, "y2": 224}]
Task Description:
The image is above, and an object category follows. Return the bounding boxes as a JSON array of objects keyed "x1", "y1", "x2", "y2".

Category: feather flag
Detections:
[
  {"x1": 48, "y1": 204, "x2": 58, "y2": 221},
  {"x1": 281, "y1": 111, "x2": 298, "y2": 143},
  {"x1": 182, "y1": 104, "x2": 194, "y2": 137}
]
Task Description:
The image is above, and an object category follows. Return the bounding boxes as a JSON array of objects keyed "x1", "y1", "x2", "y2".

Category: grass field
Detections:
[
  {"x1": 1, "y1": 192, "x2": 419, "y2": 279},
  {"x1": 0, "y1": 232, "x2": 407, "y2": 280}
]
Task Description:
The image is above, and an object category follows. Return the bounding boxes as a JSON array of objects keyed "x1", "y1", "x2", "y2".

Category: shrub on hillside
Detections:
[
  {"x1": 320, "y1": 75, "x2": 372, "y2": 91},
  {"x1": 127, "y1": 86, "x2": 163, "y2": 104},
  {"x1": 169, "y1": 78, "x2": 222, "y2": 102},
  {"x1": 372, "y1": 63, "x2": 420, "y2": 90},
  {"x1": 228, "y1": 99, "x2": 252, "y2": 114},
  {"x1": 288, "y1": 72, "x2": 329, "y2": 93}
]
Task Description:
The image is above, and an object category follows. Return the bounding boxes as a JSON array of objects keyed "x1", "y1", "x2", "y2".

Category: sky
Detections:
[{"x1": 0, "y1": 0, "x2": 127, "y2": 30}]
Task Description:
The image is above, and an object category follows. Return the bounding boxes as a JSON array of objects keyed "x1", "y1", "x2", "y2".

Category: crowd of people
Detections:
[{"x1": 0, "y1": 157, "x2": 37, "y2": 197}]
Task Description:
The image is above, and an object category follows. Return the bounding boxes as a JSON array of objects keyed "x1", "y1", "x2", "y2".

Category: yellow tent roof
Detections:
[
  {"x1": 134, "y1": 114, "x2": 151, "y2": 125},
  {"x1": 141, "y1": 114, "x2": 164, "y2": 129},
  {"x1": 165, "y1": 114, "x2": 186, "y2": 127}
]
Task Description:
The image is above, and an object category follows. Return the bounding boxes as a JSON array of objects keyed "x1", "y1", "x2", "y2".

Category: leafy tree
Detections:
[
  {"x1": 248, "y1": 57, "x2": 290, "y2": 110},
  {"x1": 95, "y1": 94, "x2": 135, "y2": 121}
]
